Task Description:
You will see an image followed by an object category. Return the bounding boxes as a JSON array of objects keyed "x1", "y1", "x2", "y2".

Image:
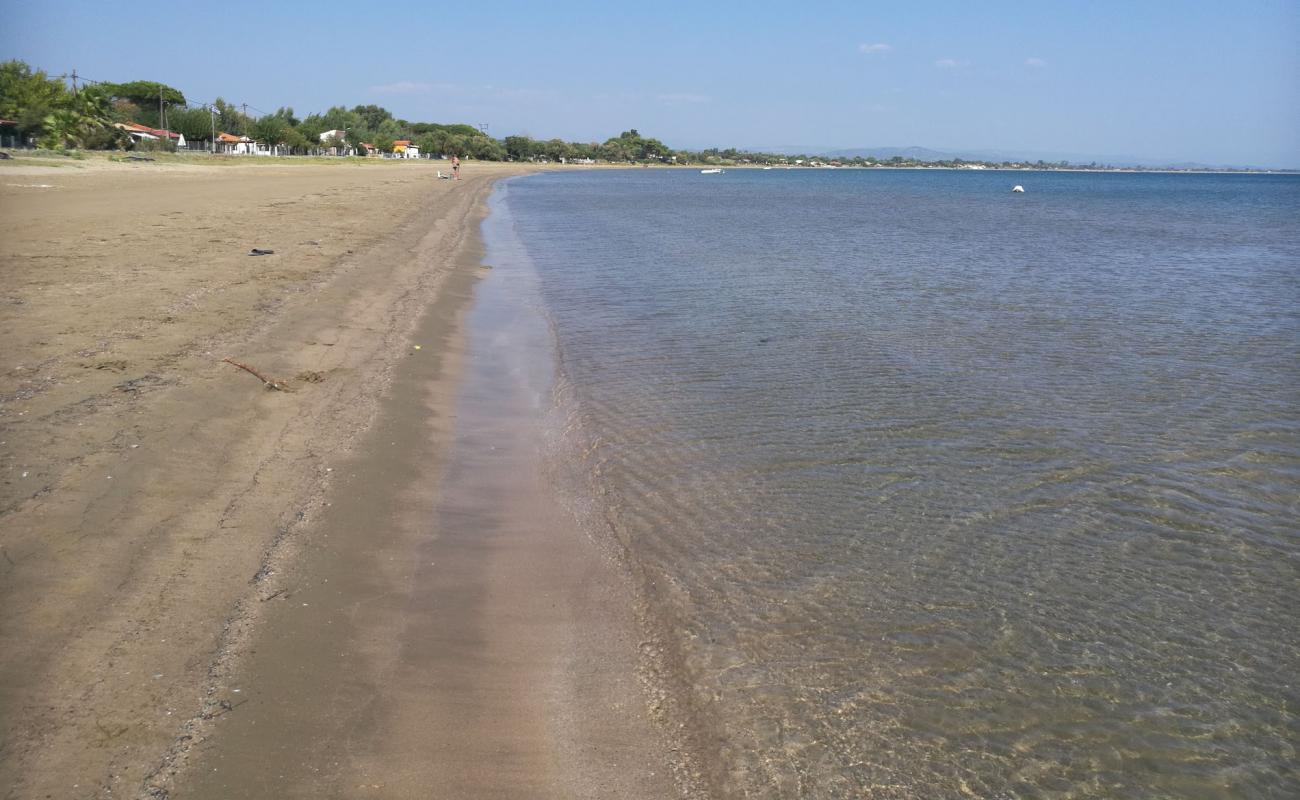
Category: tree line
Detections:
[
  {"x1": 1, "y1": 59, "x2": 1143, "y2": 169},
  {"x1": 0, "y1": 61, "x2": 750, "y2": 163}
]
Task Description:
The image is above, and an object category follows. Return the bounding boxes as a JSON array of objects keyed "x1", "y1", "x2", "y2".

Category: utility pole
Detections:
[
  {"x1": 210, "y1": 105, "x2": 217, "y2": 153},
  {"x1": 241, "y1": 103, "x2": 248, "y2": 135},
  {"x1": 71, "y1": 69, "x2": 78, "y2": 96}
]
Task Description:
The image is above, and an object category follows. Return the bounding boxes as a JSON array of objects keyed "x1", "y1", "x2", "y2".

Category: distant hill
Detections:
[
  {"x1": 818, "y1": 146, "x2": 1289, "y2": 171},
  {"x1": 824, "y1": 146, "x2": 961, "y2": 162}
]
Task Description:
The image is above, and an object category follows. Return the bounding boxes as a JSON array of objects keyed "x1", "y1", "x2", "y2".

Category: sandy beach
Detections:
[{"x1": 0, "y1": 156, "x2": 681, "y2": 798}]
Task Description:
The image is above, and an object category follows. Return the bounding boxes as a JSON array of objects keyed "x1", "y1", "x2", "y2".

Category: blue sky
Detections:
[{"x1": 4, "y1": 0, "x2": 1297, "y2": 166}]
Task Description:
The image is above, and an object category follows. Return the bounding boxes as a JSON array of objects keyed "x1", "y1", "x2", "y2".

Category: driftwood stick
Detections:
[{"x1": 221, "y1": 357, "x2": 293, "y2": 391}]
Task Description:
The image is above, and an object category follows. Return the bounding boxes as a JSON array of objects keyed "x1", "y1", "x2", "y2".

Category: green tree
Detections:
[
  {"x1": 442, "y1": 133, "x2": 470, "y2": 157},
  {"x1": 102, "y1": 80, "x2": 186, "y2": 129},
  {"x1": 600, "y1": 139, "x2": 631, "y2": 162},
  {"x1": 414, "y1": 132, "x2": 440, "y2": 157},
  {"x1": 600, "y1": 128, "x2": 672, "y2": 161},
  {"x1": 170, "y1": 106, "x2": 216, "y2": 143},
  {"x1": 281, "y1": 126, "x2": 309, "y2": 153},
  {"x1": 345, "y1": 128, "x2": 370, "y2": 155},
  {"x1": 375, "y1": 117, "x2": 402, "y2": 141},
  {"x1": 39, "y1": 109, "x2": 84, "y2": 148},
  {"x1": 72, "y1": 85, "x2": 111, "y2": 120},
  {"x1": 542, "y1": 138, "x2": 571, "y2": 162},
  {"x1": 67, "y1": 85, "x2": 116, "y2": 149},
  {"x1": 82, "y1": 123, "x2": 129, "y2": 150},
  {"x1": 0, "y1": 60, "x2": 71, "y2": 141},
  {"x1": 297, "y1": 112, "x2": 329, "y2": 144},
  {"x1": 40, "y1": 106, "x2": 112, "y2": 149},
  {"x1": 252, "y1": 114, "x2": 289, "y2": 149},
  {"x1": 109, "y1": 98, "x2": 142, "y2": 123},
  {"x1": 351, "y1": 104, "x2": 392, "y2": 131},
  {"x1": 504, "y1": 135, "x2": 534, "y2": 161},
  {"x1": 212, "y1": 97, "x2": 250, "y2": 135},
  {"x1": 320, "y1": 105, "x2": 361, "y2": 133},
  {"x1": 271, "y1": 106, "x2": 299, "y2": 127},
  {"x1": 468, "y1": 137, "x2": 505, "y2": 161},
  {"x1": 103, "y1": 79, "x2": 185, "y2": 107}
]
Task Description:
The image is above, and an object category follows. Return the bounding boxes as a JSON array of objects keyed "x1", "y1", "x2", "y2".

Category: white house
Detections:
[
  {"x1": 392, "y1": 140, "x2": 420, "y2": 158},
  {"x1": 117, "y1": 122, "x2": 186, "y2": 148},
  {"x1": 216, "y1": 132, "x2": 256, "y2": 155},
  {"x1": 317, "y1": 129, "x2": 353, "y2": 156}
]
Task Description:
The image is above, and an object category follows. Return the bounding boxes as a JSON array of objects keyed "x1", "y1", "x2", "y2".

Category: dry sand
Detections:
[{"x1": 0, "y1": 156, "x2": 682, "y2": 798}]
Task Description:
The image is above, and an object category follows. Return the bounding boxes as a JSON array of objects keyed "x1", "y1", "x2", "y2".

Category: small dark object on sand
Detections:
[
  {"x1": 125, "y1": 155, "x2": 155, "y2": 162},
  {"x1": 221, "y1": 357, "x2": 293, "y2": 391},
  {"x1": 0, "y1": 152, "x2": 11, "y2": 160},
  {"x1": 249, "y1": 248, "x2": 275, "y2": 256}
]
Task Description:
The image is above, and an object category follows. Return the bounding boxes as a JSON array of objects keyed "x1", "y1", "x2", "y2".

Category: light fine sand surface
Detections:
[{"x1": 0, "y1": 157, "x2": 682, "y2": 799}]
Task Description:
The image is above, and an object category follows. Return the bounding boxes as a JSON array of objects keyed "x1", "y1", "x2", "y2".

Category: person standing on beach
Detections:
[{"x1": 452, "y1": 155, "x2": 460, "y2": 180}]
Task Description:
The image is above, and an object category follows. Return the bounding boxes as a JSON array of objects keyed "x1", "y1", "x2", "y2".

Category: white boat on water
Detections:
[{"x1": 700, "y1": 168, "x2": 723, "y2": 174}]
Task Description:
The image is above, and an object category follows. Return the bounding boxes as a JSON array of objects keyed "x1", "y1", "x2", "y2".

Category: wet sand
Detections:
[{"x1": 0, "y1": 158, "x2": 678, "y2": 798}]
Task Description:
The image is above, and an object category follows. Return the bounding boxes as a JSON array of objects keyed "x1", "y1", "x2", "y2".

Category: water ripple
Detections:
[{"x1": 506, "y1": 170, "x2": 1300, "y2": 798}]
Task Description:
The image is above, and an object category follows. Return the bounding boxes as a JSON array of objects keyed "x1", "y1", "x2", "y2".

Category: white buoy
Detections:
[{"x1": 1012, "y1": 185, "x2": 1025, "y2": 193}]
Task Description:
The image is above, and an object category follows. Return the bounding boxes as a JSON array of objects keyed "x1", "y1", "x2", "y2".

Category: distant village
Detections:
[{"x1": 108, "y1": 122, "x2": 428, "y2": 159}]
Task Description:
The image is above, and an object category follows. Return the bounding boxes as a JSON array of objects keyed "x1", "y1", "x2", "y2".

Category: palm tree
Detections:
[
  {"x1": 41, "y1": 108, "x2": 88, "y2": 148},
  {"x1": 73, "y1": 85, "x2": 112, "y2": 122}
]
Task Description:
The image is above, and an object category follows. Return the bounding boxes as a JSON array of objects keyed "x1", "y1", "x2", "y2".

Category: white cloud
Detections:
[
  {"x1": 934, "y1": 58, "x2": 966, "y2": 69},
  {"x1": 657, "y1": 92, "x2": 711, "y2": 106},
  {"x1": 858, "y1": 42, "x2": 892, "y2": 54},
  {"x1": 1025, "y1": 57, "x2": 1047, "y2": 68},
  {"x1": 368, "y1": 81, "x2": 433, "y2": 94}
]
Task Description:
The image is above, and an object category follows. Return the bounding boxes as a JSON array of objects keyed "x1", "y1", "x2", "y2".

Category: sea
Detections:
[{"x1": 478, "y1": 169, "x2": 1300, "y2": 799}]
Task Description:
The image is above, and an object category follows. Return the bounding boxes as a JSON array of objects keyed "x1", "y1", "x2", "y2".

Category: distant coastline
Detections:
[
  {"x1": 704, "y1": 163, "x2": 1299, "y2": 175},
  {"x1": 4, "y1": 60, "x2": 1292, "y2": 174}
]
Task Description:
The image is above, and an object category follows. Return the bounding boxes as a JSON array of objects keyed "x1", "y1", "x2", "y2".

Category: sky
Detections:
[{"x1": 3, "y1": 0, "x2": 1297, "y2": 166}]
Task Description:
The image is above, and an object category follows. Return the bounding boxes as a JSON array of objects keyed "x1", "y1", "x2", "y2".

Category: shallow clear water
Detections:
[{"x1": 491, "y1": 170, "x2": 1300, "y2": 798}]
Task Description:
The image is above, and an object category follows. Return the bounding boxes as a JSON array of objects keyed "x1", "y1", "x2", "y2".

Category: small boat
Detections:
[
  {"x1": 700, "y1": 168, "x2": 723, "y2": 174},
  {"x1": 1012, "y1": 185, "x2": 1025, "y2": 193}
]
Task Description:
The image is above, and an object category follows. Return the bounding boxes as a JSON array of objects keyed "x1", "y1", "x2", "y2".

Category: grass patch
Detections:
[
  {"x1": 0, "y1": 152, "x2": 74, "y2": 167},
  {"x1": 1, "y1": 148, "x2": 442, "y2": 170}
]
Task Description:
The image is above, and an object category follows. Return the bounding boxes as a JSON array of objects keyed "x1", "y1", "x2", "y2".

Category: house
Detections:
[
  {"x1": 116, "y1": 122, "x2": 186, "y2": 148},
  {"x1": 316, "y1": 129, "x2": 353, "y2": 156},
  {"x1": 216, "y1": 132, "x2": 256, "y2": 155},
  {"x1": 392, "y1": 140, "x2": 420, "y2": 158},
  {"x1": 359, "y1": 142, "x2": 377, "y2": 156}
]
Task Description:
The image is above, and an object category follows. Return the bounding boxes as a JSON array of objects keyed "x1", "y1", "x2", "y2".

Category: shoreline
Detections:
[
  {"x1": 4, "y1": 150, "x2": 1291, "y2": 179},
  {"x1": 3, "y1": 159, "x2": 656, "y2": 797},
  {"x1": 175, "y1": 177, "x2": 682, "y2": 798}
]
